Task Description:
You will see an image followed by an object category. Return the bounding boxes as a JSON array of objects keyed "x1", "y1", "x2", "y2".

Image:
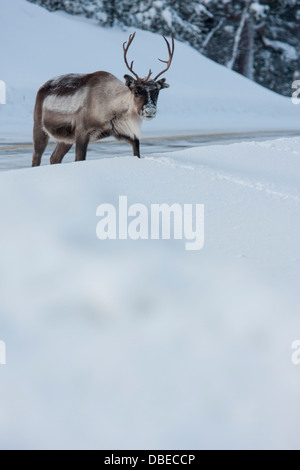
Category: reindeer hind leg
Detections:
[{"x1": 32, "y1": 126, "x2": 49, "y2": 167}]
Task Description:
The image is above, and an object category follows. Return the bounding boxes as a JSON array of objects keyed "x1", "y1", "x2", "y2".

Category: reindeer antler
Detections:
[
  {"x1": 153, "y1": 33, "x2": 175, "y2": 81},
  {"x1": 123, "y1": 32, "x2": 152, "y2": 82}
]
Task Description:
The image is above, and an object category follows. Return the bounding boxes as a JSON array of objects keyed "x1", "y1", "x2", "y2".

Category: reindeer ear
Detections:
[
  {"x1": 124, "y1": 75, "x2": 136, "y2": 90},
  {"x1": 156, "y1": 78, "x2": 169, "y2": 89}
]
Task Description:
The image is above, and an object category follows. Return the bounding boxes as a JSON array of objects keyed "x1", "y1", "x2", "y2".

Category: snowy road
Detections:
[{"x1": 0, "y1": 130, "x2": 299, "y2": 172}]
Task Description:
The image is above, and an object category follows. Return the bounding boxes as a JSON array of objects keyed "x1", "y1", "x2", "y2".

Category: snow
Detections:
[
  {"x1": 1, "y1": 137, "x2": 300, "y2": 449},
  {"x1": 161, "y1": 8, "x2": 173, "y2": 28},
  {"x1": 263, "y1": 38, "x2": 298, "y2": 61},
  {"x1": 193, "y1": 3, "x2": 214, "y2": 18},
  {"x1": 0, "y1": 0, "x2": 300, "y2": 143},
  {"x1": 250, "y1": 2, "x2": 268, "y2": 20},
  {"x1": 1, "y1": 0, "x2": 300, "y2": 450}
]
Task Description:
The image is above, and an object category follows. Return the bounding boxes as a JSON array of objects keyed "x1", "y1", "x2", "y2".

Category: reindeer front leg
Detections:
[
  {"x1": 113, "y1": 130, "x2": 141, "y2": 158},
  {"x1": 123, "y1": 136, "x2": 141, "y2": 158},
  {"x1": 132, "y1": 138, "x2": 140, "y2": 158}
]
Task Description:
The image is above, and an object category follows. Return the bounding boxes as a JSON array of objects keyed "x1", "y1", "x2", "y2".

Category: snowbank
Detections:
[
  {"x1": 0, "y1": 0, "x2": 300, "y2": 142},
  {"x1": 0, "y1": 138, "x2": 300, "y2": 449}
]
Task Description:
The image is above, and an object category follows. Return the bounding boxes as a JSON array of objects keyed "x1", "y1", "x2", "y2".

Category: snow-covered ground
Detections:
[
  {"x1": 1, "y1": 138, "x2": 300, "y2": 450},
  {"x1": 1, "y1": 0, "x2": 300, "y2": 451},
  {"x1": 0, "y1": 0, "x2": 300, "y2": 142}
]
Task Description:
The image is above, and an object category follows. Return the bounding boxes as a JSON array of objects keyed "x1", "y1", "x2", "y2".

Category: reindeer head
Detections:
[{"x1": 123, "y1": 32, "x2": 174, "y2": 121}]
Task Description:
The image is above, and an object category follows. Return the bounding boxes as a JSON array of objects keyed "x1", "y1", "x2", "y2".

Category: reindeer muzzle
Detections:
[{"x1": 142, "y1": 105, "x2": 157, "y2": 120}]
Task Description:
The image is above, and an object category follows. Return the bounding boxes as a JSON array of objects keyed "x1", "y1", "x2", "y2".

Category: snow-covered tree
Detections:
[{"x1": 27, "y1": 0, "x2": 300, "y2": 96}]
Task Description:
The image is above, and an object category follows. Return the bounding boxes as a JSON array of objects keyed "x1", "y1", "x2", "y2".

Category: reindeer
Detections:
[{"x1": 32, "y1": 32, "x2": 174, "y2": 167}]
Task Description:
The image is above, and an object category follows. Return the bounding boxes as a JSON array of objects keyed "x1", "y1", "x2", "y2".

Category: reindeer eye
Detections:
[{"x1": 134, "y1": 88, "x2": 142, "y2": 96}]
